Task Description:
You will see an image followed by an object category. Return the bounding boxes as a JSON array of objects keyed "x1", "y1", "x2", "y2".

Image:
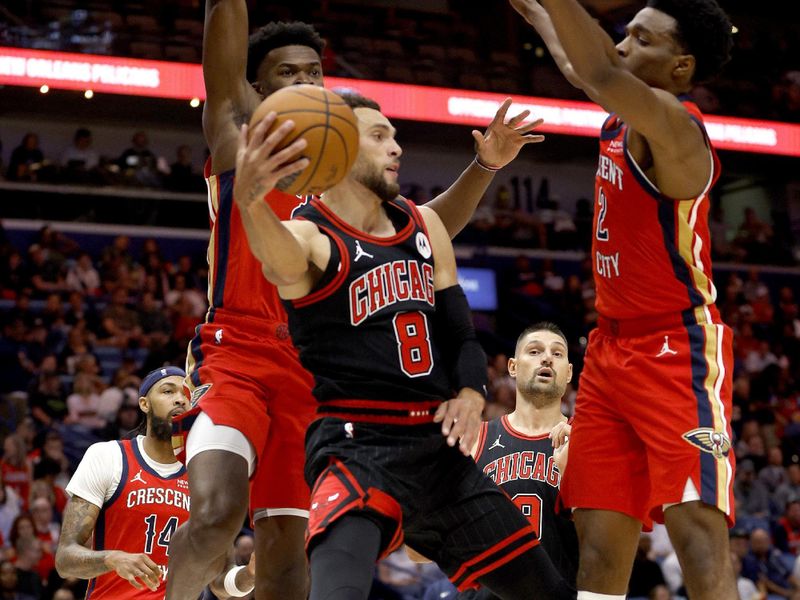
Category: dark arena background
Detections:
[{"x1": 0, "y1": 1, "x2": 798, "y2": 599}]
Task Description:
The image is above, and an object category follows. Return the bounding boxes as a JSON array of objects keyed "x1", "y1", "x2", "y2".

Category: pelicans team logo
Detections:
[
  {"x1": 682, "y1": 428, "x2": 731, "y2": 459},
  {"x1": 190, "y1": 383, "x2": 213, "y2": 406}
]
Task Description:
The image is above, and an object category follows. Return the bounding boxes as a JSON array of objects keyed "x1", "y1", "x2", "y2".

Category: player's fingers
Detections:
[
  {"x1": 522, "y1": 134, "x2": 546, "y2": 144},
  {"x1": 249, "y1": 111, "x2": 277, "y2": 147},
  {"x1": 506, "y1": 109, "x2": 531, "y2": 127},
  {"x1": 274, "y1": 157, "x2": 311, "y2": 181},
  {"x1": 125, "y1": 574, "x2": 144, "y2": 590},
  {"x1": 433, "y1": 400, "x2": 449, "y2": 423},
  {"x1": 517, "y1": 118, "x2": 544, "y2": 134},
  {"x1": 268, "y1": 138, "x2": 308, "y2": 168},
  {"x1": 490, "y1": 98, "x2": 513, "y2": 128},
  {"x1": 471, "y1": 130, "x2": 484, "y2": 146},
  {"x1": 262, "y1": 119, "x2": 296, "y2": 152},
  {"x1": 458, "y1": 416, "x2": 480, "y2": 456}
]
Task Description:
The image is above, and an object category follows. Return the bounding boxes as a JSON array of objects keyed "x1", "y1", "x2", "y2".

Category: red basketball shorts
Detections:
[
  {"x1": 179, "y1": 313, "x2": 316, "y2": 515},
  {"x1": 560, "y1": 309, "x2": 735, "y2": 528}
]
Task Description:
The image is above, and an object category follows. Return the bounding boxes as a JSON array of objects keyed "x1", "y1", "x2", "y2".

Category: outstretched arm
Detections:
[
  {"x1": 535, "y1": 0, "x2": 705, "y2": 156},
  {"x1": 424, "y1": 99, "x2": 544, "y2": 239},
  {"x1": 509, "y1": 0, "x2": 591, "y2": 92},
  {"x1": 55, "y1": 496, "x2": 161, "y2": 591},
  {"x1": 203, "y1": 0, "x2": 260, "y2": 173}
]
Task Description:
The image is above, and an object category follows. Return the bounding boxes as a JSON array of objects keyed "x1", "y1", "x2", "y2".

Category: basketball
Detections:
[{"x1": 249, "y1": 84, "x2": 360, "y2": 195}]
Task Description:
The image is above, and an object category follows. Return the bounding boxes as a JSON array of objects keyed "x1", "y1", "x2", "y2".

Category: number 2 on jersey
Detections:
[
  {"x1": 144, "y1": 515, "x2": 179, "y2": 555},
  {"x1": 392, "y1": 311, "x2": 433, "y2": 377},
  {"x1": 511, "y1": 493, "x2": 543, "y2": 539},
  {"x1": 596, "y1": 188, "x2": 609, "y2": 241}
]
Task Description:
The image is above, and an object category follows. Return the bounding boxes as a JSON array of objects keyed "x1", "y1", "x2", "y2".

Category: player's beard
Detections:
[
  {"x1": 148, "y1": 413, "x2": 173, "y2": 442},
  {"x1": 518, "y1": 374, "x2": 565, "y2": 408},
  {"x1": 356, "y1": 165, "x2": 400, "y2": 202}
]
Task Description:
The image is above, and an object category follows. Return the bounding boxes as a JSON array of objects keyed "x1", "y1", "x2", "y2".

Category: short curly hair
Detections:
[
  {"x1": 247, "y1": 21, "x2": 325, "y2": 83},
  {"x1": 647, "y1": 0, "x2": 733, "y2": 83}
]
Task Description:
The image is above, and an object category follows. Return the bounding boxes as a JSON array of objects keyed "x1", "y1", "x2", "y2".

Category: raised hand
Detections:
[
  {"x1": 233, "y1": 112, "x2": 310, "y2": 209},
  {"x1": 473, "y1": 98, "x2": 545, "y2": 170}
]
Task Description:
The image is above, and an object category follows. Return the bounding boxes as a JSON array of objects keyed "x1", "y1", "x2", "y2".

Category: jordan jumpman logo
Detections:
[
  {"x1": 354, "y1": 240, "x2": 374, "y2": 262},
  {"x1": 656, "y1": 335, "x2": 678, "y2": 357}
]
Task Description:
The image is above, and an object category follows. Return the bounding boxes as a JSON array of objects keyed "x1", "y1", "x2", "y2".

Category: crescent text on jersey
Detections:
[
  {"x1": 349, "y1": 260, "x2": 435, "y2": 326},
  {"x1": 126, "y1": 487, "x2": 191, "y2": 511},
  {"x1": 597, "y1": 154, "x2": 624, "y2": 191},
  {"x1": 483, "y1": 451, "x2": 561, "y2": 488}
]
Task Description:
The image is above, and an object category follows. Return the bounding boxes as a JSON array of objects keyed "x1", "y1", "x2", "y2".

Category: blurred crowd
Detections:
[
  {"x1": 0, "y1": 129, "x2": 205, "y2": 194},
  {"x1": 0, "y1": 217, "x2": 797, "y2": 598},
  {"x1": 1, "y1": 1, "x2": 799, "y2": 122}
]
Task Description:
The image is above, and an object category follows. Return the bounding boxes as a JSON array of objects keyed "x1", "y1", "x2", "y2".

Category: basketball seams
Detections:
[
  {"x1": 294, "y1": 89, "x2": 331, "y2": 194},
  {"x1": 282, "y1": 88, "x2": 348, "y2": 106},
  {"x1": 273, "y1": 109, "x2": 359, "y2": 133}
]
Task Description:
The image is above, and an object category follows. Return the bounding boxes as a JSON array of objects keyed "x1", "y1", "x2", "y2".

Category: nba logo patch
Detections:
[
  {"x1": 190, "y1": 383, "x2": 213, "y2": 406},
  {"x1": 415, "y1": 232, "x2": 431, "y2": 259},
  {"x1": 682, "y1": 428, "x2": 731, "y2": 459}
]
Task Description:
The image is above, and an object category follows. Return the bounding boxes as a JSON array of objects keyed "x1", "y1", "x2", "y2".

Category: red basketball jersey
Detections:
[
  {"x1": 592, "y1": 99, "x2": 721, "y2": 320},
  {"x1": 86, "y1": 440, "x2": 189, "y2": 600},
  {"x1": 204, "y1": 160, "x2": 301, "y2": 323}
]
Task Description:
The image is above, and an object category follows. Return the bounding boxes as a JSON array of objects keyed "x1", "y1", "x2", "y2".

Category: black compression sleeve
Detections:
[{"x1": 434, "y1": 285, "x2": 488, "y2": 396}]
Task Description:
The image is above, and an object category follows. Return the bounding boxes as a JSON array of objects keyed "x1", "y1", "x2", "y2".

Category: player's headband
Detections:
[{"x1": 139, "y1": 366, "x2": 186, "y2": 398}]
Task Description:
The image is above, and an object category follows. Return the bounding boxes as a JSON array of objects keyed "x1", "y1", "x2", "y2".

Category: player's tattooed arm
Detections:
[
  {"x1": 55, "y1": 496, "x2": 110, "y2": 578},
  {"x1": 56, "y1": 496, "x2": 162, "y2": 591}
]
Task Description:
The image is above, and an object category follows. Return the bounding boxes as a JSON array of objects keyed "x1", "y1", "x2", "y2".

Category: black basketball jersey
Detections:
[
  {"x1": 283, "y1": 197, "x2": 452, "y2": 415},
  {"x1": 474, "y1": 415, "x2": 578, "y2": 584}
]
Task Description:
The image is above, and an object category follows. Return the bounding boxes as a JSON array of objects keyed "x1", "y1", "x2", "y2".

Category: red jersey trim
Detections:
[
  {"x1": 310, "y1": 198, "x2": 415, "y2": 246},
  {"x1": 500, "y1": 415, "x2": 553, "y2": 441},
  {"x1": 291, "y1": 221, "x2": 352, "y2": 309},
  {"x1": 473, "y1": 421, "x2": 489, "y2": 459}
]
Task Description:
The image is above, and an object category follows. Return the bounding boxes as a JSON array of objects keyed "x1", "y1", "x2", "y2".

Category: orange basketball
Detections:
[{"x1": 249, "y1": 85, "x2": 360, "y2": 196}]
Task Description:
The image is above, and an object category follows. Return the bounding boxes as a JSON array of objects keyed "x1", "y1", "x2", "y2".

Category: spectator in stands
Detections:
[
  {"x1": 776, "y1": 466, "x2": 800, "y2": 514},
  {"x1": 65, "y1": 253, "x2": 101, "y2": 296},
  {"x1": 735, "y1": 459, "x2": 771, "y2": 519},
  {"x1": 26, "y1": 367, "x2": 66, "y2": 430},
  {"x1": 0, "y1": 473, "x2": 21, "y2": 549},
  {"x1": 6, "y1": 134, "x2": 44, "y2": 183},
  {"x1": 60, "y1": 128, "x2": 99, "y2": 184},
  {"x1": 165, "y1": 145, "x2": 204, "y2": 193},
  {"x1": 29, "y1": 498, "x2": 59, "y2": 555},
  {"x1": 760, "y1": 446, "x2": 788, "y2": 494},
  {"x1": 736, "y1": 208, "x2": 774, "y2": 264},
  {"x1": 10, "y1": 537, "x2": 45, "y2": 597},
  {"x1": 164, "y1": 273, "x2": 205, "y2": 318},
  {"x1": 628, "y1": 535, "x2": 666, "y2": 598},
  {"x1": 0, "y1": 558, "x2": 37, "y2": 600},
  {"x1": 97, "y1": 369, "x2": 138, "y2": 424},
  {"x1": 53, "y1": 587, "x2": 76, "y2": 600},
  {"x1": 118, "y1": 131, "x2": 160, "y2": 187},
  {"x1": 64, "y1": 373, "x2": 106, "y2": 431},
  {"x1": 647, "y1": 584, "x2": 673, "y2": 600},
  {"x1": 742, "y1": 527, "x2": 797, "y2": 597},
  {"x1": 98, "y1": 287, "x2": 141, "y2": 348},
  {"x1": 137, "y1": 291, "x2": 172, "y2": 347},
  {"x1": 27, "y1": 245, "x2": 65, "y2": 298},
  {"x1": 0, "y1": 252, "x2": 31, "y2": 299},
  {"x1": 0, "y1": 437, "x2": 30, "y2": 512},
  {"x1": 732, "y1": 551, "x2": 764, "y2": 600},
  {"x1": 62, "y1": 291, "x2": 99, "y2": 333},
  {"x1": 774, "y1": 499, "x2": 800, "y2": 556}
]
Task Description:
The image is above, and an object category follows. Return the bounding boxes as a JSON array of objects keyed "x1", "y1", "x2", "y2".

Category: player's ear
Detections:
[
  {"x1": 567, "y1": 363, "x2": 573, "y2": 384},
  {"x1": 673, "y1": 53, "x2": 695, "y2": 83},
  {"x1": 138, "y1": 395, "x2": 150, "y2": 415},
  {"x1": 508, "y1": 357, "x2": 517, "y2": 378}
]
